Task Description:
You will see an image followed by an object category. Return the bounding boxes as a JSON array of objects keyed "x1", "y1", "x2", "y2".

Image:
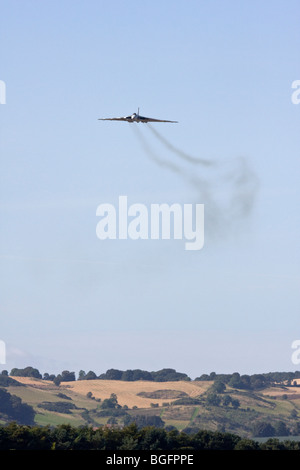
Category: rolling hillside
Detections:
[{"x1": 2, "y1": 375, "x2": 300, "y2": 438}]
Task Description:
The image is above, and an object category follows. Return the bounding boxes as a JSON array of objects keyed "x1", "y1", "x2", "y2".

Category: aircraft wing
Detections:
[
  {"x1": 98, "y1": 113, "x2": 178, "y2": 123},
  {"x1": 141, "y1": 117, "x2": 178, "y2": 123},
  {"x1": 98, "y1": 117, "x2": 130, "y2": 121}
]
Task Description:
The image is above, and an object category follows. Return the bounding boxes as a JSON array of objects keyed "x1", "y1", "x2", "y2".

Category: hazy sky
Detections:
[{"x1": 1, "y1": 0, "x2": 299, "y2": 378}]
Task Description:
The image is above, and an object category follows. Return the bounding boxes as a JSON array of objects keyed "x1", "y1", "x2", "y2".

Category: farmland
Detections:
[{"x1": 3, "y1": 374, "x2": 300, "y2": 439}]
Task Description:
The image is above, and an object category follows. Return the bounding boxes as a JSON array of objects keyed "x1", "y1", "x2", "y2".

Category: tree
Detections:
[
  {"x1": 110, "y1": 393, "x2": 118, "y2": 404},
  {"x1": 211, "y1": 381, "x2": 226, "y2": 394},
  {"x1": 43, "y1": 372, "x2": 57, "y2": 381},
  {"x1": 85, "y1": 371, "x2": 97, "y2": 380},
  {"x1": 60, "y1": 370, "x2": 76, "y2": 382},
  {"x1": 151, "y1": 368, "x2": 190, "y2": 382},
  {"x1": 292, "y1": 422, "x2": 300, "y2": 435},
  {"x1": 290, "y1": 409, "x2": 298, "y2": 419},
  {"x1": 53, "y1": 375, "x2": 61, "y2": 386},
  {"x1": 260, "y1": 438, "x2": 285, "y2": 450},
  {"x1": 274, "y1": 421, "x2": 290, "y2": 437},
  {"x1": 240, "y1": 375, "x2": 251, "y2": 389},
  {"x1": 234, "y1": 438, "x2": 259, "y2": 450},
  {"x1": 133, "y1": 415, "x2": 165, "y2": 429},
  {"x1": 107, "y1": 417, "x2": 117, "y2": 425},
  {"x1": 0, "y1": 388, "x2": 35, "y2": 424},
  {"x1": 100, "y1": 369, "x2": 122, "y2": 380},
  {"x1": 101, "y1": 394, "x2": 120, "y2": 410},
  {"x1": 222, "y1": 395, "x2": 232, "y2": 407},
  {"x1": 252, "y1": 421, "x2": 275, "y2": 438},
  {"x1": 231, "y1": 398, "x2": 240, "y2": 409},
  {"x1": 206, "y1": 393, "x2": 221, "y2": 406},
  {"x1": 228, "y1": 373, "x2": 242, "y2": 389},
  {"x1": 10, "y1": 367, "x2": 42, "y2": 379},
  {"x1": 123, "y1": 415, "x2": 133, "y2": 426},
  {"x1": 121, "y1": 370, "x2": 134, "y2": 381},
  {"x1": 250, "y1": 374, "x2": 268, "y2": 390}
]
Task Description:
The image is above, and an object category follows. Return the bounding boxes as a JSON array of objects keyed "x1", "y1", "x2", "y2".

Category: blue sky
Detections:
[{"x1": 0, "y1": 0, "x2": 299, "y2": 377}]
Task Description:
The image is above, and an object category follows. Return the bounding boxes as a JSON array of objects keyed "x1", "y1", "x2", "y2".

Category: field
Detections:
[
  {"x1": 62, "y1": 378, "x2": 211, "y2": 407},
  {"x1": 3, "y1": 376, "x2": 300, "y2": 438}
]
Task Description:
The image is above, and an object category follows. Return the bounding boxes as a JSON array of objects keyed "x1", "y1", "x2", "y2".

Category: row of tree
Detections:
[
  {"x1": 1, "y1": 422, "x2": 300, "y2": 450},
  {"x1": 196, "y1": 371, "x2": 300, "y2": 390},
  {"x1": 6, "y1": 367, "x2": 190, "y2": 384},
  {"x1": 4, "y1": 368, "x2": 300, "y2": 388}
]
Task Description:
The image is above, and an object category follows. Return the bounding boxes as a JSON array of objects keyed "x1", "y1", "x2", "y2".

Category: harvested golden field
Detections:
[
  {"x1": 10, "y1": 377, "x2": 57, "y2": 389},
  {"x1": 63, "y1": 379, "x2": 212, "y2": 408},
  {"x1": 11, "y1": 377, "x2": 212, "y2": 409}
]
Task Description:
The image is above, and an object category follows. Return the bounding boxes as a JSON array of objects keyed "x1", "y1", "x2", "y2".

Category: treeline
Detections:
[
  {"x1": 97, "y1": 368, "x2": 190, "y2": 382},
  {"x1": 3, "y1": 367, "x2": 300, "y2": 388},
  {"x1": 5, "y1": 367, "x2": 190, "y2": 384},
  {"x1": 1, "y1": 422, "x2": 300, "y2": 450},
  {"x1": 195, "y1": 371, "x2": 300, "y2": 391}
]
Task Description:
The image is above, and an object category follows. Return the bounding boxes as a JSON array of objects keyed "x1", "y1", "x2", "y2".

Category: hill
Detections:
[{"x1": 2, "y1": 374, "x2": 300, "y2": 439}]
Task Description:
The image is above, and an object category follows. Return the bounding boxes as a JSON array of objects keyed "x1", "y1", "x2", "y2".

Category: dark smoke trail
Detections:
[
  {"x1": 146, "y1": 123, "x2": 214, "y2": 167},
  {"x1": 130, "y1": 123, "x2": 183, "y2": 176},
  {"x1": 131, "y1": 123, "x2": 259, "y2": 238}
]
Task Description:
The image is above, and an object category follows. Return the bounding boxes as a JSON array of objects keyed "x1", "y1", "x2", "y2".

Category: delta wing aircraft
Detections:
[{"x1": 98, "y1": 108, "x2": 178, "y2": 123}]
